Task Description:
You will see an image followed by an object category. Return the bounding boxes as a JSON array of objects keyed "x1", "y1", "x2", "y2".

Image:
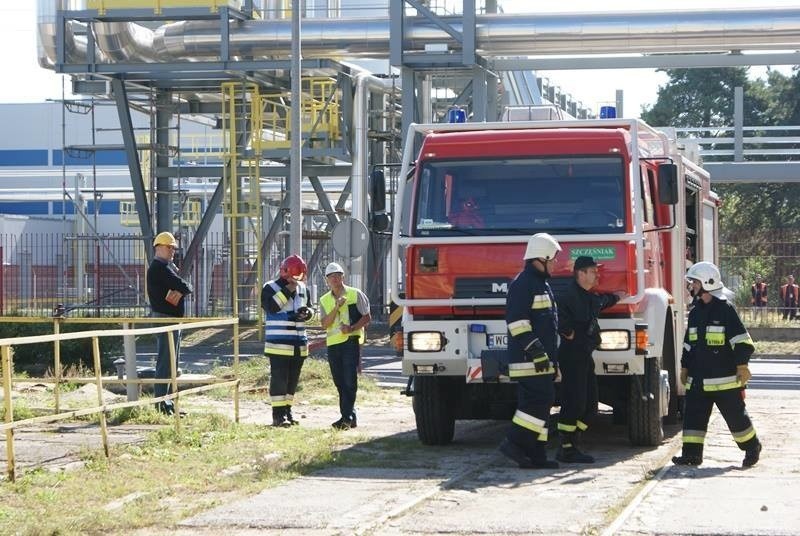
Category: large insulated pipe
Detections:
[
  {"x1": 349, "y1": 71, "x2": 396, "y2": 292},
  {"x1": 148, "y1": 8, "x2": 800, "y2": 61},
  {"x1": 94, "y1": 21, "x2": 157, "y2": 62},
  {"x1": 37, "y1": 0, "x2": 105, "y2": 67}
]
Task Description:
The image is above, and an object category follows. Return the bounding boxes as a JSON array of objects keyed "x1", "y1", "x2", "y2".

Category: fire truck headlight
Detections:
[
  {"x1": 408, "y1": 331, "x2": 445, "y2": 352},
  {"x1": 598, "y1": 330, "x2": 630, "y2": 351}
]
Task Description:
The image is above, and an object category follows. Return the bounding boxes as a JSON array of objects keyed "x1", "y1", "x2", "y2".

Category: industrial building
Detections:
[{"x1": 2, "y1": 0, "x2": 797, "y2": 322}]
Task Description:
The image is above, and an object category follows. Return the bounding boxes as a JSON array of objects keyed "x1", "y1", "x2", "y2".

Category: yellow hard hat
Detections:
[{"x1": 153, "y1": 231, "x2": 178, "y2": 247}]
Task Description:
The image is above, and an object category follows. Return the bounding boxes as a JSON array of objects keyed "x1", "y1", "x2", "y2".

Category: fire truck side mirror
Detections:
[{"x1": 657, "y1": 163, "x2": 679, "y2": 205}]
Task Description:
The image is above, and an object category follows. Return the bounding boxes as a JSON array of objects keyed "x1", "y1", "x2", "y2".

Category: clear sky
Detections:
[{"x1": 3, "y1": 1, "x2": 799, "y2": 118}]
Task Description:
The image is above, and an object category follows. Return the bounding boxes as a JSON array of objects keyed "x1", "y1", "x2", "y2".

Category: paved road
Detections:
[
  {"x1": 749, "y1": 357, "x2": 800, "y2": 390},
  {"x1": 177, "y1": 355, "x2": 800, "y2": 535},
  {"x1": 5, "y1": 353, "x2": 796, "y2": 535}
]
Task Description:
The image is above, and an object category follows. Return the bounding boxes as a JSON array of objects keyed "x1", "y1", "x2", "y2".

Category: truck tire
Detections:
[
  {"x1": 628, "y1": 357, "x2": 665, "y2": 446},
  {"x1": 662, "y1": 316, "x2": 681, "y2": 425},
  {"x1": 413, "y1": 376, "x2": 456, "y2": 445}
]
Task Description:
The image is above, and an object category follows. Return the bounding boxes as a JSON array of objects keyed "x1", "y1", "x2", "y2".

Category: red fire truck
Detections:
[{"x1": 390, "y1": 110, "x2": 717, "y2": 446}]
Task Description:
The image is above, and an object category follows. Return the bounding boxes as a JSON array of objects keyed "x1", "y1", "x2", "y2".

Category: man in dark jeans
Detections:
[
  {"x1": 147, "y1": 231, "x2": 193, "y2": 415},
  {"x1": 319, "y1": 262, "x2": 371, "y2": 430}
]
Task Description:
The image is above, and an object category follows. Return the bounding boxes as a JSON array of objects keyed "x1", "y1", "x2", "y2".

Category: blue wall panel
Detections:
[
  {"x1": 0, "y1": 150, "x2": 49, "y2": 166},
  {"x1": 53, "y1": 150, "x2": 128, "y2": 166},
  {"x1": 0, "y1": 201, "x2": 50, "y2": 215},
  {"x1": 53, "y1": 200, "x2": 120, "y2": 215}
]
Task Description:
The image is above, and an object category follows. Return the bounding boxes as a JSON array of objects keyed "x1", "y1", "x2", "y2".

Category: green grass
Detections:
[
  {"x1": 0, "y1": 413, "x2": 358, "y2": 534},
  {"x1": 0, "y1": 400, "x2": 37, "y2": 421},
  {"x1": 335, "y1": 434, "x2": 440, "y2": 469},
  {"x1": 208, "y1": 355, "x2": 387, "y2": 403}
]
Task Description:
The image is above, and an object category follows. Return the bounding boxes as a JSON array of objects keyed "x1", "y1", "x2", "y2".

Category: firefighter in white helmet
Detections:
[
  {"x1": 498, "y1": 233, "x2": 561, "y2": 469},
  {"x1": 673, "y1": 261, "x2": 762, "y2": 467}
]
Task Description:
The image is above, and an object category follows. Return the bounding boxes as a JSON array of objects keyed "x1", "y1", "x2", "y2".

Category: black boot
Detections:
[
  {"x1": 557, "y1": 446, "x2": 595, "y2": 464},
  {"x1": 556, "y1": 433, "x2": 594, "y2": 464},
  {"x1": 272, "y1": 407, "x2": 291, "y2": 428},
  {"x1": 672, "y1": 444, "x2": 703, "y2": 466},
  {"x1": 672, "y1": 454, "x2": 702, "y2": 466},
  {"x1": 528, "y1": 441, "x2": 559, "y2": 469},
  {"x1": 499, "y1": 438, "x2": 537, "y2": 468},
  {"x1": 742, "y1": 441, "x2": 762, "y2": 468},
  {"x1": 286, "y1": 407, "x2": 300, "y2": 426}
]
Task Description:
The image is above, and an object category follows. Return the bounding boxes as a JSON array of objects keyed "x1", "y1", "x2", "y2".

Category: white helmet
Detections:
[
  {"x1": 686, "y1": 261, "x2": 726, "y2": 298},
  {"x1": 523, "y1": 233, "x2": 562, "y2": 260},
  {"x1": 325, "y1": 262, "x2": 345, "y2": 276}
]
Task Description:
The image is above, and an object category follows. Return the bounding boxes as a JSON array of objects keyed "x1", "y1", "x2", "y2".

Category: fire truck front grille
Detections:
[{"x1": 453, "y1": 277, "x2": 512, "y2": 299}]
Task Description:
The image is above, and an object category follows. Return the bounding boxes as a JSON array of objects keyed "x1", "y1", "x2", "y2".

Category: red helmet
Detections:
[{"x1": 280, "y1": 254, "x2": 307, "y2": 282}]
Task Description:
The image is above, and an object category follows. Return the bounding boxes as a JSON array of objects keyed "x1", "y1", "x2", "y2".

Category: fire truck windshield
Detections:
[{"x1": 414, "y1": 156, "x2": 626, "y2": 236}]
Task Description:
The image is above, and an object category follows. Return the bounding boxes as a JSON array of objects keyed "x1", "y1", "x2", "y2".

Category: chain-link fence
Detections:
[
  {"x1": 719, "y1": 228, "x2": 800, "y2": 326},
  {"x1": 0, "y1": 230, "x2": 386, "y2": 321},
  {"x1": 15, "y1": 226, "x2": 797, "y2": 324}
]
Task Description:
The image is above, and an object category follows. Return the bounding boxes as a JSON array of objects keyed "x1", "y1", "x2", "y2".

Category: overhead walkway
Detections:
[{"x1": 673, "y1": 89, "x2": 800, "y2": 183}]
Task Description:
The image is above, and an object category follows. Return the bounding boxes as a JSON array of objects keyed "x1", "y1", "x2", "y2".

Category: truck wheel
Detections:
[
  {"x1": 628, "y1": 357, "x2": 665, "y2": 446},
  {"x1": 662, "y1": 317, "x2": 681, "y2": 425},
  {"x1": 413, "y1": 376, "x2": 456, "y2": 445}
]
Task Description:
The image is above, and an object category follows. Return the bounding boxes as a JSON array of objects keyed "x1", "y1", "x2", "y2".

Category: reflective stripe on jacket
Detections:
[
  {"x1": 681, "y1": 297, "x2": 754, "y2": 382},
  {"x1": 505, "y1": 263, "x2": 558, "y2": 366},
  {"x1": 262, "y1": 279, "x2": 309, "y2": 357}
]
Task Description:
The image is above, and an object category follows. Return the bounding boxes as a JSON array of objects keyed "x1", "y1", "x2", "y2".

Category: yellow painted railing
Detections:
[
  {"x1": 87, "y1": 0, "x2": 239, "y2": 15},
  {"x1": 120, "y1": 199, "x2": 201, "y2": 227},
  {"x1": 0, "y1": 316, "x2": 239, "y2": 482},
  {"x1": 257, "y1": 77, "x2": 342, "y2": 149}
]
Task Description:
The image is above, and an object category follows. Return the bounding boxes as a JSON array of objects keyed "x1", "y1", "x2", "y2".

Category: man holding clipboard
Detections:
[{"x1": 147, "y1": 231, "x2": 193, "y2": 415}]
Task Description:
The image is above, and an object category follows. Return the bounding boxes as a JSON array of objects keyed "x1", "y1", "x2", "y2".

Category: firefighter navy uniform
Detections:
[
  {"x1": 675, "y1": 295, "x2": 761, "y2": 466},
  {"x1": 261, "y1": 277, "x2": 311, "y2": 427},
  {"x1": 500, "y1": 262, "x2": 559, "y2": 468},
  {"x1": 556, "y1": 278, "x2": 619, "y2": 463}
]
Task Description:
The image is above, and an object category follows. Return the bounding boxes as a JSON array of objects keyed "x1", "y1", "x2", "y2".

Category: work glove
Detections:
[
  {"x1": 680, "y1": 367, "x2": 689, "y2": 387},
  {"x1": 736, "y1": 364, "x2": 752, "y2": 385},
  {"x1": 533, "y1": 356, "x2": 552, "y2": 373},
  {"x1": 524, "y1": 339, "x2": 552, "y2": 372}
]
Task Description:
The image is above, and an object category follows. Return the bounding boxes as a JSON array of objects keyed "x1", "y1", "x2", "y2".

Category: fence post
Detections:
[
  {"x1": 734, "y1": 86, "x2": 744, "y2": 162},
  {"x1": 2, "y1": 345, "x2": 16, "y2": 482},
  {"x1": 92, "y1": 337, "x2": 110, "y2": 458},
  {"x1": 233, "y1": 322, "x2": 240, "y2": 424},
  {"x1": 52, "y1": 313, "x2": 63, "y2": 414},
  {"x1": 122, "y1": 322, "x2": 139, "y2": 401}
]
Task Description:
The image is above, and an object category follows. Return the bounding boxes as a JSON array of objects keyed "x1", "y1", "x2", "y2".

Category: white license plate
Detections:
[{"x1": 487, "y1": 333, "x2": 508, "y2": 349}]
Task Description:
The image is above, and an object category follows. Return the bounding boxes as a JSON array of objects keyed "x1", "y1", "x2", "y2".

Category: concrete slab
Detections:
[
  {"x1": 617, "y1": 390, "x2": 800, "y2": 535},
  {"x1": 183, "y1": 468, "x2": 454, "y2": 531}
]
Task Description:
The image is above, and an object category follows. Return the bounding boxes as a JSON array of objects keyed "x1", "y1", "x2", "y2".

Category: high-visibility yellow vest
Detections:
[{"x1": 320, "y1": 287, "x2": 365, "y2": 346}]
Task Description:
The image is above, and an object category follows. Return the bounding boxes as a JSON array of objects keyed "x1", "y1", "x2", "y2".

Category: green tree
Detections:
[
  {"x1": 641, "y1": 68, "x2": 765, "y2": 127},
  {"x1": 642, "y1": 67, "x2": 800, "y2": 298}
]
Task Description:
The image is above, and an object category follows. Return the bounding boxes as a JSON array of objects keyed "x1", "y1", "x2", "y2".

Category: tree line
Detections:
[{"x1": 641, "y1": 67, "x2": 800, "y2": 303}]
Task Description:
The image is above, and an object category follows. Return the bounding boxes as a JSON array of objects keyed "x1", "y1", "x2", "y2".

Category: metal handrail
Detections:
[{"x1": 1, "y1": 316, "x2": 239, "y2": 482}]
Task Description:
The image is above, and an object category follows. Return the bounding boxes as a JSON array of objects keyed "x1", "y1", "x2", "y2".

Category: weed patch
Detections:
[{"x1": 0, "y1": 413, "x2": 355, "y2": 534}]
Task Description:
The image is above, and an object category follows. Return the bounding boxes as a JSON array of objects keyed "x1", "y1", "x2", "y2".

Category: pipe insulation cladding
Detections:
[{"x1": 37, "y1": 5, "x2": 800, "y2": 66}]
